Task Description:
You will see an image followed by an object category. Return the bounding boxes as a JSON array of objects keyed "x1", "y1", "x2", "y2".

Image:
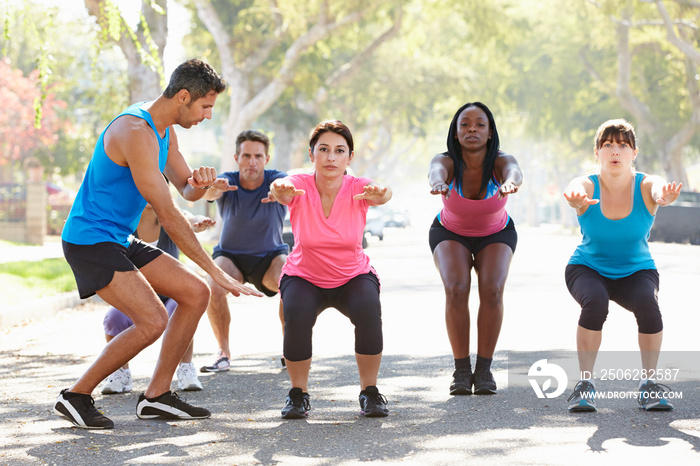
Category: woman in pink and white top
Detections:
[
  {"x1": 428, "y1": 102, "x2": 522, "y2": 397},
  {"x1": 270, "y1": 120, "x2": 392, "y2": 420}
]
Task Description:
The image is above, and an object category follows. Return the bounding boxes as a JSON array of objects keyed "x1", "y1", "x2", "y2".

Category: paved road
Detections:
[{"x1": 1, "y1": 212, "x2": 699, "y2": 465}]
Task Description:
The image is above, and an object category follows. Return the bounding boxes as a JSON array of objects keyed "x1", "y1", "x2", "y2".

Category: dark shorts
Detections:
[
  {"x1": 213, "y1": 249, "x2": 286, "y2": 297},
  {"x1": 565, "y1": 264, "x2": 662, "y2": 333},
  {"x1": 62, "y1": 239, "x2": 163, "y2": 299},
  {"x1": 428, "y1": 216, "x2": 517, "y2": 255},
  {"x1": 279, "y1": 272, "x2": 383, "y2": 361}
]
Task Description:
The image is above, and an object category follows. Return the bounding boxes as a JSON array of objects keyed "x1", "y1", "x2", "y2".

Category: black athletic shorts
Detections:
[
  {"x1": 62, "y1": 239, "x2": 163, "y2": 299},
  {"x1": 213, "y1": 249, "x2": 286, "y2": 297},
  {"x1": 428, "y1": 216, "x2": 517, "y2": 255}
]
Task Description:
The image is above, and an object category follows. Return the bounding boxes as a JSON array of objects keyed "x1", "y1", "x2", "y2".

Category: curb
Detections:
[{"x1": 0, "y1": 292, "x2": 101, "y2": 330}]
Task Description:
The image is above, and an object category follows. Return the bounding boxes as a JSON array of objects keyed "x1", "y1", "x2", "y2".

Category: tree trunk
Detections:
[{"x1": 84, "y1": 0, "x2": 166, "y2": 104}]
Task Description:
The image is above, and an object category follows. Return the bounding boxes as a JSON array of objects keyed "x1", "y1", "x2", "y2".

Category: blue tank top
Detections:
[
  {"x1": 213, "y1": 170, "x2": 288, "y2": 256},
  {"x1": 62, "y1": 103, "x2": 169, "y2": 247},
  {"x1": 568, "y1": 172, "x2": 656, "y2": 279}
]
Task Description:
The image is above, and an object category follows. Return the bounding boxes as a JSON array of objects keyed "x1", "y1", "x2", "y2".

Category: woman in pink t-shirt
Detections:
[
  {"x1": 270, "y1": 120, "x2": 392, "y2": 420},
  {"x1": 428, "y1": 102, "x2": 522, "y2": 397}
]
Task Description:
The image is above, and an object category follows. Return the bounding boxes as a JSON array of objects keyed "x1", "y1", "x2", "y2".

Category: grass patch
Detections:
[{"x1": 0, "y1": 259, "x2": 76, "y2": 306}]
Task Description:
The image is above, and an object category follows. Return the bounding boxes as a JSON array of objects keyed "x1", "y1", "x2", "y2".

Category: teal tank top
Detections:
[
  {"x1": 568, "y1": 172, "x2": 656, "y2": 279},
  {"x1": 62, "y1": 103, "x2": 169, "y2": 247}
]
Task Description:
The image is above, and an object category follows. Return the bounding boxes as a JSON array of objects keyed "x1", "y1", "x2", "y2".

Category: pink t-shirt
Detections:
[
  {"x1": 281, "y1": 173, "x2": 374, "y2": 288},
  {"x1": 439, "y1": 177, "x2": 509, "y2": 237}
]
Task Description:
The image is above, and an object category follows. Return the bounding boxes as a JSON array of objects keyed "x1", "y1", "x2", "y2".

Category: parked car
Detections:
[{"x1": 649, "y1": 190, "x2": 700, "y2": 245}]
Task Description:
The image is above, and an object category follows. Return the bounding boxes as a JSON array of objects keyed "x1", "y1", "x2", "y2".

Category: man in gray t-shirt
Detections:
[{"x1": 200, "y1": 130, "x2": 288, "y2": 372}]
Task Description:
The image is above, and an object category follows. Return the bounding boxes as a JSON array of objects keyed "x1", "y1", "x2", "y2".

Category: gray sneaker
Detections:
[
  {"x1": 199, "y1": 353, "x2": 230, "y2": 373},
  {"x1": 567, "y1": 380, "x2": 597, "y2": 412},
  {"x1": 281, "y1": 388, "x2": 310, "y2": 419},
  {"x1": 638, "y1": 380, "x2": 674, "y2": 411}
]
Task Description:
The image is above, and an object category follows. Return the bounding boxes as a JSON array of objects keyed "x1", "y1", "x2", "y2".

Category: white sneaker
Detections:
[
  {"x1": 177, "y1": 362, "x2": 203, "y2": 391},
  {"x1": 100, "y1": 368, "x2": 132, "y2": 394}
]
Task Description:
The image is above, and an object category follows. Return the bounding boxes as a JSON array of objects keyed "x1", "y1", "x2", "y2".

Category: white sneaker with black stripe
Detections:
[
  {"x1": 136, "y1": 391, "x2": 211, "y2": 419},
  {"x1": 54, "y1": 389, "x2": 114, "y2": 429}
]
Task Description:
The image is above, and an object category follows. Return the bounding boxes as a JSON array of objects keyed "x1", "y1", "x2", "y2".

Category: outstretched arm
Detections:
[
  {"x1": 563, "y1": 176, "x2": 597, "y2": 215},
  {"x1": 110, "y1": 120, "x2": 262, "y2": 298},
  {"x1": 495, "y1": 153, "x2": 523, "y2": 200},
  {"x1": 650, "y1": 177, "x2": 682, "y2": 206},
  {"x1": 203, "y1": 177, "x2": 238, "y2": 202},
  {"x1": 354, "y1": 183, "x2": 392, "y2": 206},
  {"x1": 182, "y1": 210, "x2": 216, "y2": 233},
  {"x1": 428, "y1": 153, "x2": 454, "y2": 198},
  {"x1": 270, "y1": 177, "x2": 305, "y2": 205}
]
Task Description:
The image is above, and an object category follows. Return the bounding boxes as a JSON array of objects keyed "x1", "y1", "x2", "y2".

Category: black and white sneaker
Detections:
[
  {"x1": 281, "y1": 388, "x2": 310, "y2": 419},
  {"x1": 54, "y1": 389, "x2": 114, "y2": 429},
  {"x1": 136, "y1": 391, "x2": 211, "y2": 420},
  {"x1": 359, "y1": 386, "x2": 389, "y2": 417}
]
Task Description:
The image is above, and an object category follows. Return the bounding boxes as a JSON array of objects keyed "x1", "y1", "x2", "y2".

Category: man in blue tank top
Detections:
[
  {"x1": 198, "y1": 130, "x2": 288, "y2": 373},
  {"x1": 55, "y1": 59, "x2": 263, "y2": 430}
]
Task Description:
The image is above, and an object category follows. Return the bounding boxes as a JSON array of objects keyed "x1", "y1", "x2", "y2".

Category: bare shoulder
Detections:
[
  {"x1": 430, "y1": 152, "x2": 453, "y2": 166},
  {"x1": 495, "y1": 151, "x2": 519, "y2": 166},
  {"x1": 640, "y1": 173, "x2": 665, "y2": 188},
  {"x1": 105, "y1": 116, "x2": 159, "y2": 165}
]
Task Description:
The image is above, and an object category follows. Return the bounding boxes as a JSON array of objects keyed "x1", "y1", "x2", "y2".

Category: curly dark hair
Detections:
[{"x1": 163, "y1": 58, "x2": 226, "y2": 102}]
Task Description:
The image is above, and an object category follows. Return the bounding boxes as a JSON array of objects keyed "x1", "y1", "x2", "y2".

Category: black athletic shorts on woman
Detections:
[
  {"x1": 428, "y1": 216, "x2": 517, "y2": 255},
  {"x1": 62, "y1": 239, "x2": 163, "y2": 299},
  {"x1": 565, "y1": 264, "x2": 662, "y2": 334}
]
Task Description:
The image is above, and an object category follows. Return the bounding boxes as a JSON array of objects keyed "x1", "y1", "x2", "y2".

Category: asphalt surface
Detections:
[{"x1": 1, "y1": 205, "x2": 699, "y2": 465}]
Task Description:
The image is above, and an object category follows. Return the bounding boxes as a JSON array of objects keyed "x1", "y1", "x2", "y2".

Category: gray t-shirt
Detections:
[{"x1": 212, "y1": 169, "x2": 288, "y2": 256}]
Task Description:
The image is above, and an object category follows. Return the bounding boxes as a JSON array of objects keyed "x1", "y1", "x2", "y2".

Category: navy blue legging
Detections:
[
  {"x1": 279, "y1": 273, "x2": 383, "y2": 362},
  {"x1": 565, "y1": 264, "x2": 662, "y2": 334}
]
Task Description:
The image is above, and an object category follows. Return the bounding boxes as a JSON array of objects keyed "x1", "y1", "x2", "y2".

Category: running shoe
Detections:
[
  {"x1": 136, "y1": 391, "x2": 211, "y2": 419},
  {"x1": 54, "y1": 389, "x2": 114, "y2": 429},
  {"x1": 473, "y1": 368, "x2": 497, "y2": 395},
  {"x1": 281, "y1": 388, "x2": 310, "y2": 419},
  {"x1": 199, "y1": 352, "x2": 230, "y2": 373},
  {"x1": 567, "y1": 380, "x2": 597, "y2": 412},
  {"x1": 638, "y1": 380, "x2": 674, "y2": 411},
  {"x1": 359, "y1": 386, "x2": 389, "y2": 417},
  {"x1": 449, "y1": 368, "x2": 473, "y2": 395},
  {"x1": 177, "y1": 362, "x2": 203, "y2": 391},
  {"x1": 100, "y1": 367, "x2": 132, "y2": 394}
]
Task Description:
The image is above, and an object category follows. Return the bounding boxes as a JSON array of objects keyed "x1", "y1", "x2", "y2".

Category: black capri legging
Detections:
[
  {"x1": 279, "y1": 272, "x2": 383, "y2": 362},
  {"x1": 565, "y1": 264, "x2": 662, "y2": 334}
]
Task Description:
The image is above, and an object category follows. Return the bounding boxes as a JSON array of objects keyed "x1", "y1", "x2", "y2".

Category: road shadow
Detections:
[{"x1": 1, "y1": 349, "x2": 697, "y2": 464}]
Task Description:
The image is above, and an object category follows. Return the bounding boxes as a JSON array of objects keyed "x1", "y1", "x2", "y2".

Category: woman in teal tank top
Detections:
[{"x1": 562, "y1": 119, "x2": 682, "y2": 413}]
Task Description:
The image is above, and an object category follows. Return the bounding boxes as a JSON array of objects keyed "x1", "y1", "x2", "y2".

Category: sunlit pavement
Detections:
[{"x1": 1, "y1": 217, "x2": 699, "y2": 465}]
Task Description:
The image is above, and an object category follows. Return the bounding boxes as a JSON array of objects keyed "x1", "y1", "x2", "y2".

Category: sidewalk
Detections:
[
  {"x1": 0, "y1": 237, "x2": 84, "y2": 329},
  {"x1": 0, "y1": 236, "x2": 64, "y2": 264}
]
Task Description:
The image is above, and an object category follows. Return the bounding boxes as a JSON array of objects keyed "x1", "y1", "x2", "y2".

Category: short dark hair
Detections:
[
  {"x1": 309, "y1": 120, "x2": 354, "y2": 152},
  {"x1": 236, "y1": 130, "x2": 270, "y2": 155},
  {"x1": 445, "y1": 102, "x2": 500, "y2": 196},
  {"x1": 163, "y1": 58, "x2": 226, "y2": 101},
  {"x1": 595, "y1": 119, "x2": 636, "y2": 150}
]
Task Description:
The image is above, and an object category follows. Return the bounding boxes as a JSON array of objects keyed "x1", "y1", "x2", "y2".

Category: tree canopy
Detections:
[{"x1": 3, "y1": 0, "x2": 700, "y2": 198}]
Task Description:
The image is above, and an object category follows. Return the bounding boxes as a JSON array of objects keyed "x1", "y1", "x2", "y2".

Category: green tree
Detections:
[
  {"x1": 186, "y1": 0, "x2": 404, "y2": 171},
  {"x1": 580, "y1": 0, "x2": 700, "y2": 185},
  {"x1": 84, "y1": 0, "x2": 167, "y2": 102}
]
